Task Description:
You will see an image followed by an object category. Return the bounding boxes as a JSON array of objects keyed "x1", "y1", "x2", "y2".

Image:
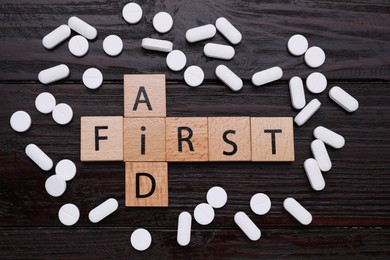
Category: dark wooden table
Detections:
[{"x1": 1, "y1": 0, "x2": 389, "y2": 259}]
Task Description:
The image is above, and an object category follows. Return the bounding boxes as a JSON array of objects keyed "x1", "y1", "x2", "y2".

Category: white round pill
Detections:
[
  {"x1": 206, "y1": 186, "x2": 227, "y2": 208},
  {"x1": 250, "y1": 193, "x2": 271, "y2": 215},
  {"x1": 82, "y1": 68, "x2": 103, "y2": 89},
  {"x1": 35, "y1": 92, "x2": 56, "y2": 114},
  {"x1": 287, "y1": 34, "x2": 308, "y2": 56},
  {"x1": 122, "y1": 3, "x2": 142, "y2": 24},
  {"x1": 304, "y1": 46, "x2": 326, "y2": 68},
  {"x1": 52, "y1": 103, "x2": 73, "y2": 125},
  {"x1": 55, "y1": 159, "x2": 77, "y2": 181},
  {"x1": 306, "y1": 72, "x2": 327, "y2": 94},
  {"x1": 184, "y1": 66, "x2": 204, "y2": 87},
  {"x1": 103, "y1": 35, "x2": 123, "y2": 56},
  {"x1": 68, "y1": 35, "x2": 89, "y2": 57},
  {"x1": 58, "y1": 203, "x2": 80, "y2": 226},
  {"x1": 10, "y1": 111, "x2": 31, "y2": 133},
  {"x1": 130, "y1": 228, "x2": 152, "y2": 251},
  {"x1": 153, "y1": 12, "x2": 173, "y2": 33},
  {"x1": 45, "y1": 175, "x2": 67, "y2": 197},
  {"x1": 194, "y1": 203, "x2": 215, "y2": 225},
  {"x1": 166, "y1": 50, "x2": 186, "y2": 71}
]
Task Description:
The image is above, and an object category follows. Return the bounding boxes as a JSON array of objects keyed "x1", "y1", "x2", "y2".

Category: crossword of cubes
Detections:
[{"x1": 80, "y1": 74, "x2": 295, "y2": 207}]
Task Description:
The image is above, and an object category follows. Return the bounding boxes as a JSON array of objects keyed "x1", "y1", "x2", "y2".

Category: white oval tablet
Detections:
[
  {"x1": 38, "y1": 64, "x2": 70, "y2": 85},
  {"x1": 311, "y1": 139, "x2": 332, "y2": 172},
  {"x1": 215, "y1": 17, "x2": 242, "y2": 45},
  {"x1": 10, "y1": 111, "x2": 31, "y2": 133},
  {"x1": 68, "y1": 16, "x2": 97, "y2": 40},
  {"x1": 68, "y1": 35, "x2": 89, "y2": 57},
  {"x1": 251, "y1": 66, "x2": 283, "y2": 87},
  {"x1": 313, "y1": 126, "x2": 345, "y2": 149},
  {"x1": 131, "y1": 228, "x2": 152, "y2": 251},
  {"x1": 58, "y1": 203, "x2": 80, "y2": 226},
  {"x1": 306, "y1": 72, "x2": 327, "y2": 94},
  {"x1": 206, "y1": 186, "x2": 227, "y2": 208},
  {"x1": 141, "y1": 38, "x2": 173, "y2": 52},
  {"x1": 304, "y1": 158, "x2": 325, "y2": 191},
  {"x1": 304, "y1": 46, "x2": 326, "y2": 68},
  {"x1": 215, "y1": 64, "x2": 243, "y2": 92},
  {"x1": 287, "y1": 34, "x2": 308, "y2": 56},
  {"x1": 203, "y1": 43, "x2": 235, "y2": 60},
  {"x1": 35, "y1": 92, "x2": 56, "y2": 114},
  {"x1": 153, "y1": 12, "x2": 173, "y2": 33},
  {"x1": 177, "y1": 211, "x2": 192, "y2": 246},
  {"x1": 122, "y1": 2, "x2": 142, "y2": 24},
  {"x1": 88, "y1": 198, "x2": 119, "y2": 223},
  {"x1": 294, "y1": 98, "x2": 321, "y2": 126},
  {"x1": 283, "y1": 197, "x2": 312, "y2": 225},
  {"x1": 52, "y1": 103, "x2": 73, "y2": 125},
  {"x1": 25, "y1": 144, "x2": 53, "y2": 171},
  {"x1": 194, "y1": 203, "x2": 214, "y2": 225},
  {"x1": 184, "y1": 65, "x2": 204, "y2": 87},
  {"x1": 82, "y1": 68, "x2": 103, "y2": 89},
  {"x1": 42, "y1": 24, "x2": 71, "y2": 50},
  {"x1": 166, "y1": 50, "x2": 186, "y2": 71},
  {"x1": 45, "y1": 175, "x2": 67, "y2": 197},
  {"x1": 289, "y1": 76, "x2": 306, "y2": 110},
  {"x1": 234, "y1": 211, "x2": 261, "y2": 241},
  {"x1": 329, "y1": 86, "x2": 359, "y2": 112},
  {"x1": 186, "y1": 24, "x2": 216, "y2": 43},
  {"x1": 55, "y1": 159, "x2": 77, "y2": 181},
  {"x1": 103, "y1": 35, "x2": 123, "y2": 56},
  {"x1": 250, "y1": 193, "x2": 271, "y2": 215}
]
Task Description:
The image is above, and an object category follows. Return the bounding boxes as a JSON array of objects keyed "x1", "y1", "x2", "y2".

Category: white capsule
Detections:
[
  {"x1": 166, "y1": 50, "x2": 187, "y2": 71},
  {"x1": 215, "y1": 65, "x2": 243, "y2": 92},
  {"x1": 203, "y1": 43, "x2": 235, "y2": 60},
  {"x1": 250, "y1": 193, "x2": 271, "y2": 215},
  {"x1": 68, "y1": 16, "x2": 97, "y2": 40},
  {"x1": 215, "y1": 17, "x2": 242, "y2": 45},
  {"x1": 131, "y1": 228, "x2": 152, "y2": 251},
  {"x1": 304, "y1": 46, "x2": 326, "y2": 68},
  {"x1": 289, "y1": 76, "x2": 306, "y2": 109},
  {"x1": 311, "y1": 139, "x2": 332, "y2": 172},
  {"x1": 283, "y1": 197, "x2": 312, "y2": 225},
  {"x1": 88, "y1": 198, "x2": 119, "y2": 223},
  {"x1": 294, "y1": 99, "x2": 321, "y2": 126},
  {"x1": 38, "y1": 64, "x2": 70, "y2": 85},
  {"x1": 186, "y1": 24, "x2": 216, "y2": 43},
  {"x1": 234, "y1": 212, "x2": 261, "y2": 241},
  {"x1": 55, "y1": 159, "x2": 77, "y2": 181},
  {"x1": 141, "y1": 38, "x2": 173, "y2": 52},
  {"x1": 68, "y1": 35, "x2": 89, "y2": 57},
  {"x1": 35, "y1": 92, "x2": 56, "y2": 114},
  {"x1": 313, "y1": 126, "x2": 345, "y2": 149},
  {"x1": 42, "y1": 24, "x2": 71, "y2": 50},
  {"x1": 287, "y1": 34, "x2": 308, "y2": 56},
  {"x1": 122, "y1": 2, "x2": 142, "y2": 24},
  {"x1": 25, "y1": 144, "x2": 53, "y2": 171},
  {"x1": 206, "y1": 186, "x2": 227, "y2": 209},
  {"x1": 184, "y1": 65, "x2": 204, "y2": 87},
  {"x1": 252, "y1": 66, "x2": 283, "y2": 87},
  {"x1": 52, "y1": 103, "x2": 73, "y2": 125},
  {"x1": 194, "y1": 203, "x2": 214, "y2": 225},
  {"x1": 177, "y1": 212, "x2": 192, "y2": 246},
  {"x1": 329, "y1": 86, "x2": 359, "y2": 112},
  {"x1": 304, "y1": 158, "x2": 325, "y2": 191},
  {"x1": 58, "y1": 203, "x2": 80, "y2": 226},
  {"x1": 103, "y1": 35, "x2": 123, "y2": 57},
  {"x1": 45, "y1": 175, "x2": 67, "y2": 197},
  {"x1": 82, "y1": 68, "x2": 103, "y2": 90},
  {"x1": 153, "y1": 11, "x2": 173, "y2": 33},
  {"x1": 10, "y1": 111, "x2": 31, "y2": 133}
]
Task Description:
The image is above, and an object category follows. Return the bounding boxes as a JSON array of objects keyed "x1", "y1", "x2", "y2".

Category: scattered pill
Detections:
[
  {"x1": 52, "y1": 103, "x2": 73, "y2": 125},
  {"x1": 88, "y1": 198, "x2": 119, "y2": 223},
  {"x1": 122, "y1": 2, "x2": 142, "y2": 24},
  {"x1": 283, "y1": 197, "x2": 312, "y2": 225},
  {"x1": 304, "y1": 158, "x2": 325, "y2": 191},
  {"x1": 289, "y1": 76, "x2": 306, "y2": 110},
  {"x1": 153, "y1": 12, "x2": 173, "y2": 33},
  {"x1": 131, "y1": 228, "x2": 152, "y2": 251},
  {"x1": 287, "y1": 34, "x2": 308, "y2": 56},
  {"x1": 35, "y1": 92, "x2": 56, "y2": 114},
  {"x1": 215, "y1": 64, "x2": 243, "y2": 92},
  {"x1": 10, "y1": 111, "x2": 31, "y2": 133},
  {"x1": 186, "y1": 24, "x2": 216, "y2": 43},
  {"x1": 103, "y1": 35, "x2": 123, "y2": 57},
  {"x1": 58, "y1": 203, "x2": 80, "y2": 226},
  {"x1": 141, "y1": 38, "x2": 173, "y2": 52},
  {"x1": 194, "y1": 203, "x2": 214, "y2": 225},
  {"x1": 38, "y1": 64, "x2": 70, "y2": 85},
  {"x1": 313, "y1": 126, "x2": 345, "y2": 149},
  {"x1": 177, "y1": 212, "x2": 192, "y2": 246},
  {"x1": 166, "y1": 50, "x2": 187, "y2": 71},
  {"x1": 45, "y1": 175, "x2": 67, "y2": 197},
  {"x1": 68, "y1": 35, "x2": 89, "y2": 57},
  {"x1": 203, "y1": 43, "x2": 235, "y2": 60},
  {"x1": 42, "y1": 24, "x2": 71, "y2": 50},
  {"x1": 206, "y1": 186, "x2": 227, "y2": 209},
  {"x1": 251, "y1": 66, "x2": 283, "y2": 87},
  {"x1": 25, "y1": 144, "x2": 53, "y2": 171},
  {"x1": 184, "y1": 65, "x2": 204, "y2": 87},
  {"x1": 294, "y1": 98, "x2": 321, "y2": 126},
  {"x1": 55, "y1": 159, "x2": 77, "y2": 181},
  {"x1": 234, "y1": 211, "x2": 261, "y2": 241},
  {"x1": 329, "y1": 86, "x2": 359, "y2": 112},
  {"x1": 82, "y1": 68, "x2": 103, "y2": 89},
  {"x1": 304, "y1": 46, "x2": 325, "y2": 68},
  {"x1": 306, "y1": 72, "x2": 327, "y2": 94},
  {"x1": 311, "y1": 139, "x2": 332, "y2": 172},
  {"x1": 68, "y1": 16, "x2": 97, "y2": 40},
  {"x1": 250, "y1": 193, "x2": 271, "y2": 215},
  {"x1": 215, "y1": 17, "x2": 242, "y2": 45}
]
